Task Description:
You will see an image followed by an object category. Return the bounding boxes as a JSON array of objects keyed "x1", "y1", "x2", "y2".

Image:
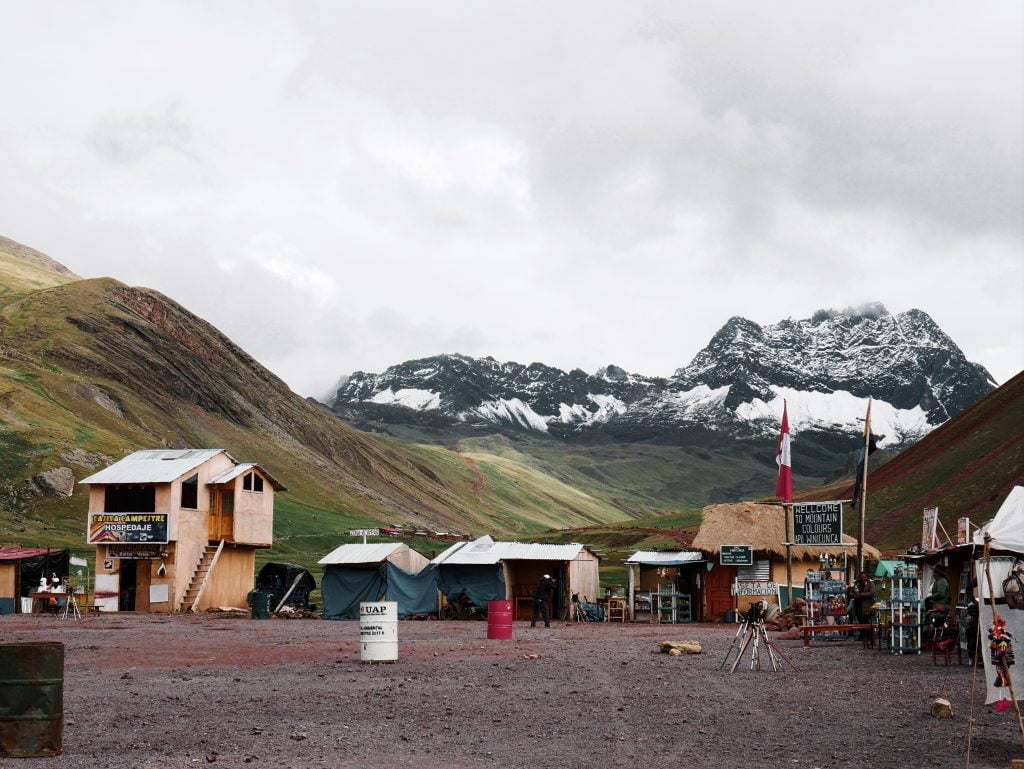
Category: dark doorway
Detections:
[{"x1": 119, "y1": 560, "x2": 137, "y2": 611}]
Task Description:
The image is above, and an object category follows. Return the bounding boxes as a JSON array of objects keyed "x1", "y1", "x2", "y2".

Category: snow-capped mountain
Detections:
[{"x1": 327, "y1": 305, "x2": 996, "y2": 448}]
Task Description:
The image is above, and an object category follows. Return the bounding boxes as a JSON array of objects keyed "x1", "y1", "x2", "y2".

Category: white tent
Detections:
[
  {"x1": 973, "y1": 486, "x2": 1024, "y2": 707},
  {"x1": 973, "y1": 485, "x2": 1024, "y2": 552}
]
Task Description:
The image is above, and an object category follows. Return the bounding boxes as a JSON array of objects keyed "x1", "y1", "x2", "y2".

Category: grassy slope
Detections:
[{"x1": 0, "y1": 262, "x2": 637, "y2": 574}]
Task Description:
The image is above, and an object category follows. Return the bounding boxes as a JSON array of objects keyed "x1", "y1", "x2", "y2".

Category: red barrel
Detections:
[{"x1": 487, "y1": 600, "x2": 514, "y2": 640}]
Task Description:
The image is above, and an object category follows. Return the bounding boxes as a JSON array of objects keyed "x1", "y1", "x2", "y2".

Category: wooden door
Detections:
[
  {"x1": 705, "y1": 565, "x2": 736, "y2": 621},
  {"x1": 208, "y1": 489, "x2": 234, "y2": 541}
]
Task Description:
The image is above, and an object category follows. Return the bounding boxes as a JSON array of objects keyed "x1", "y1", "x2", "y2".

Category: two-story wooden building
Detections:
[{"x1": 80, "y1": 449, "x2": 283, "y2": 613}]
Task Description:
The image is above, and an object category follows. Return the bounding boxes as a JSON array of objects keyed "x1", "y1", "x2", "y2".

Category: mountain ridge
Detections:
[{"x1": 327, "y1": 305, "x2": 995, "y2": 450}]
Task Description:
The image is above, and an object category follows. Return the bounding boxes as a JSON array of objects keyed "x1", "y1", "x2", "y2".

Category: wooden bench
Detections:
[{"x1": 800, "y1": 623, "x2": 880, "y2": 648}]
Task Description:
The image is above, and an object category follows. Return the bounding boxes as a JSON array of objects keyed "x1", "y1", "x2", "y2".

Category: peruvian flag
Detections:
[{"x1": 775, "y1": 401, "x2": 793, "y2": 501}]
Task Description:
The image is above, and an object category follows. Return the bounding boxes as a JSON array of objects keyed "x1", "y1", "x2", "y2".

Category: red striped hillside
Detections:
[{"x1": 794, "y1": 370, "x2": 1024, "y2": 550}]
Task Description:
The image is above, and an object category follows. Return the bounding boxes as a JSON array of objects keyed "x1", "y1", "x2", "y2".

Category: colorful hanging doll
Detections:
[{"x1": 989, "y1": 615, "x2": 1015, "y2": 687}]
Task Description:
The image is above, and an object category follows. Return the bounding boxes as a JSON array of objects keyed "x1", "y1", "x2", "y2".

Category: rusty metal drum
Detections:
[
  {"x1": 487, "y1": 600, "x2": 514, "y2": 640},
  {"x1": 0, "y1": 642, "x2": 64, "y2": 757}
]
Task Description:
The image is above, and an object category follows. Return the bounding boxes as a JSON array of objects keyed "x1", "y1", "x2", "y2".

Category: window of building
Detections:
[
  {"x1": 243, "y1": 472, "x2": 264, "y2": 492},
  {"x1": 737, "y1": 559, "x2": 771, "y2": 581},
  {"x1": 104, "y1": 484, "x2": 156, "y2": 513},
  {"x1": 180, "y1": 473, "x2": 198, "y2": 509}
]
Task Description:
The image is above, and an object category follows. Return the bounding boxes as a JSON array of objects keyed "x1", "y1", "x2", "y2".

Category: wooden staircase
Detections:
[{"x1": 180, "y1": 540, "x2": 225, "y2": 613}]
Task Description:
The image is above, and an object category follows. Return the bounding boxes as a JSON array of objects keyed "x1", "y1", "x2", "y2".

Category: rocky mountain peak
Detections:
[{"x1": 328, "y1": 303, "x2": 996, "y2": 448}]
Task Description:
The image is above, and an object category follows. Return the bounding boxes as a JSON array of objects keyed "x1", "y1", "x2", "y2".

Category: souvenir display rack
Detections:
[
  {"x1": 889, "y1": 564, "x2": 922, "y2": 654},
  {"x1": 633, "y1": 591, "x2": 652, "y2": 622},
  {"x1": 652, "y1": 583, "x2": 693, "y2": 623},
  {"x1": 804, "y1": 570, "x2": 849, "y2": 626}
]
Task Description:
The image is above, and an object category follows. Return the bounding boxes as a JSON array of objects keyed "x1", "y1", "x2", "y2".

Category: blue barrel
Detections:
[{"x1": 0, "y1": 642, "x2": 64, "y2": 757}]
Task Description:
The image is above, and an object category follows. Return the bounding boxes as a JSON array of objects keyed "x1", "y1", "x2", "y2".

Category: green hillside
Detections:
[{"x1": 0, "y1": 239, "x2": 642, "y2": 569}]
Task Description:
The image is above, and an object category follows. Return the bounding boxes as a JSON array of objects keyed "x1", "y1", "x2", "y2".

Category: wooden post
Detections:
[
  {"x1": 784, "y1": 504, "x2": 793, "y2": 608},
  {"x1": 857, "y1": 399, "x2": 872, "y2": 573}
]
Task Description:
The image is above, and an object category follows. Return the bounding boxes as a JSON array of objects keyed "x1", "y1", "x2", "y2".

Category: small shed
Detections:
[
  {"x1": 692, "y1": 503, "x2": 880, "y2": 620},
  {"x1": 318, "y1": 543, "x2": 435, "y2": 619},
  {"x1": 624, "y1": 550, "x2": 707, "y2": 622},
  {"x1": 433, "y1": 536, "x2": 601, "y2": 621},
  {"x1": 0, "y1": 548, "x2": 70, "y2": 614}
]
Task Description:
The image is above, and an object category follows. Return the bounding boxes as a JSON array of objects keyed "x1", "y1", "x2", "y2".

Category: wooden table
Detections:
[
  {"x1": 800, "y1": 623, "x2": 880, "y2": 648},
  {"x1": 29, "y1": 592, "x2": 62, "y2": 614}
]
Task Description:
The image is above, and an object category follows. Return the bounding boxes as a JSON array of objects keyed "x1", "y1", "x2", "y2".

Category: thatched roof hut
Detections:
[{"x1": 692, "y1": 502, "x2": 881, "y2": 561}]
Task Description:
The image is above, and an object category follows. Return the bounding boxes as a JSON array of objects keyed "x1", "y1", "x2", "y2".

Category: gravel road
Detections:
[{"x1": 0, "y1": 614, "x2": 1017, "y2": 769}]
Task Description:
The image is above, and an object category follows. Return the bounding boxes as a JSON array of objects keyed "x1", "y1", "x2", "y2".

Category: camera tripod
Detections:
[
  {"x1": 570, "y1": 593, "x2": 590, "y2": 622},
  {"x1": 59, "y1": 589, "x2": 81, "y2": 621},
  {"x1": 719, "y1": 603, "x2": 799, "y2": 674}
]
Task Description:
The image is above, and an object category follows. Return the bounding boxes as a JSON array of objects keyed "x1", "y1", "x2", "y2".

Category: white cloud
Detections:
[{"x1": 0, "y1": 1, "x2": 1019, "y2": 396}]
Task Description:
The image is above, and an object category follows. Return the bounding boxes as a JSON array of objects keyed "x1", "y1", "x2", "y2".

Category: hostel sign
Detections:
[
  {"x1": 88, "y1": 513, "x2": 169, "y2": 544},
  {"x1": 792, "y1": 502, "x2": 843, "y2": 546}
]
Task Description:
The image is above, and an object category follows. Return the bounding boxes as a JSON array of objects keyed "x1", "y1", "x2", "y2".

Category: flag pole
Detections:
[
  {"x1": 785, "y1": 503, "x2": 793, "y2": 608},
  {"x1": 857, "y1": 397, "x2": 872, "y2": 573}
]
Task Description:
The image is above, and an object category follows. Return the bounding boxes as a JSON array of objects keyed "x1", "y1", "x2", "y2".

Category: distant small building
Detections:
[
  {"x1": 432, "y1": 536, "x2": 601, "y2": 621},
  {"x1": 0, "y1": 548, "x2": 70, "y2": 614},
  {"x1": 318, "y1": 542, "x2": 435, "y2": 619},
  {"x1": 81, "y1": 449, "x2": 284, "y2": 613},
  {"x1": 624, "y1": 550, "x2": 707, "y2": 622}
]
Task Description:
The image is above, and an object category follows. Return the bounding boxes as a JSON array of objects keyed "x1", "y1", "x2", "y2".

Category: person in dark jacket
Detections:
[
  {"x1": 531, "y1": 574, "x2": 556, "y2": 628},
  {"x1": 853, "y1": 571, "x2": 875, "y2": 640}
]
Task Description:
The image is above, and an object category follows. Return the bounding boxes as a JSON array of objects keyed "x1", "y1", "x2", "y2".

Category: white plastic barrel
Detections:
[{"x1": 359, "y1": 601, "x2": 398, "y2": 663}]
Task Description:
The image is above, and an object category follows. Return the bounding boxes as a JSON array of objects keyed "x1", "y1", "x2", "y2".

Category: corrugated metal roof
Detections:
[
  {"x1": 430, "y1": 541, "x2": 468, "y2": 565},
  {"x1": 625, "y1": 550, "x2": 705, "y2": 565},
  {"x1": 0, "y1": 547, "x2": 66, "y2": 562},
  {"x1": 80, "y1": 449, "x2": 228, "y2": 485},
  {"x1": 434, "y1": 537, "x2": 586, "y2": 565},
  {"x1": 207, "y1": 464, "x2": 256, "y2": 485},
  {"x1": 318, "y1": 543, "x2": 404, "y2": 565}
]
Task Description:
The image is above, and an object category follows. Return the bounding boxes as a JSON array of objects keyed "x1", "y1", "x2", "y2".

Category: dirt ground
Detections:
[{"x1": 0, "y1": 613, "x2": 1019, "y2": 769}]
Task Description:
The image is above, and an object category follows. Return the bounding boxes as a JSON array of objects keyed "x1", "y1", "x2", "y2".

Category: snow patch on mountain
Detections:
[
  {"x1": 735, "y1": 387, "x2": 931, "y2": 447},
  {"x1": 368, "y1": 387, "x2": 441, "y2": 411},
  {"x1": 556, "y1": 393, "x2": 628, "y2": 428},
  {"x1": 462, "y1": 398, "x2": 550, "y2": 433}
]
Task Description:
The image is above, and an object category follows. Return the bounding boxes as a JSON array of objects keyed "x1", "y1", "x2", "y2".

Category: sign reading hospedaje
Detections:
[
  {"x1": 791, "y1": 502, "x2": 843, "y2": 546},
  {"x1": 88, "y1": 513, "x2": 169, "y2": 544}
]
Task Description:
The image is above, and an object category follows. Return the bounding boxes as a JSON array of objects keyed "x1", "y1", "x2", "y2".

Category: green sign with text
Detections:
[{"x1": 720, "y1": 545, "x2": 753, "y2": 566}]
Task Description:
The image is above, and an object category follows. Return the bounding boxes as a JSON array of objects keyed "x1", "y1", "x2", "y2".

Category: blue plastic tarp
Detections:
[
  {"x1": 437, "y1": 564, "x2": 505, "y2": 609},
  {"x1": 322, "y1": 563, "x2": 440, "y2": 619},
  {"x1": 385, "y1": 562, "x2": 438, "y2": 617},
  {"x1": 321, "y1": 566, "x2": 385, "y2": 620}
]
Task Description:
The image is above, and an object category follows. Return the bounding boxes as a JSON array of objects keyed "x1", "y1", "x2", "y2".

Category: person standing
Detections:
[
  {"x1": 531, "y1": 574, "x2": 556, "y2": 628},
  {"x1": 853, "y1": 571, "x2": 875, "y2": 640}
]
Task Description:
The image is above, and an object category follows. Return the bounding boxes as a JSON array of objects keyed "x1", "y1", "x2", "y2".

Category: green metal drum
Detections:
[{"x1": 0, "y1": 642, "x2": 64, "y2": 757}]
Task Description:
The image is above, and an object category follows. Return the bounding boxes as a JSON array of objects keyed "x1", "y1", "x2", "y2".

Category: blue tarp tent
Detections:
[
  {"x1": 319, "y1": 543, "x2": 437, "y2": 620},
  {"x1": 437, "y1": 563, "x2": 506, "y2": 609}
]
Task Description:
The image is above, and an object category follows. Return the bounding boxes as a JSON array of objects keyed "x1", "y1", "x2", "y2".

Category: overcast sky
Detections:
[{"x1": 1, "y1": 2, "x2": 1021, "y2": 397}]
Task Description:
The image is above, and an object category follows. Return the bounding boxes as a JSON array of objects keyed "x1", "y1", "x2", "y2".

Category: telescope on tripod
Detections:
[{"x1": 719, "y1": 601, "x2": 799, "y2": 674}]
